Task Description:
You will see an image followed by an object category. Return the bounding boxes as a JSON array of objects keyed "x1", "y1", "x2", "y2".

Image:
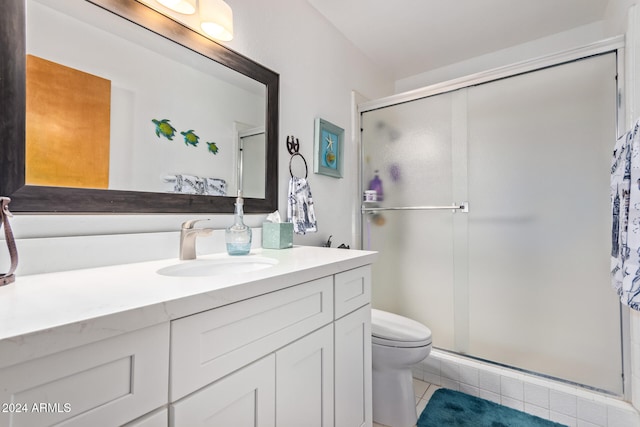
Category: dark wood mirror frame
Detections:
[{"x1": 0, "y1": 0, "x2": 279, "y2": 213}]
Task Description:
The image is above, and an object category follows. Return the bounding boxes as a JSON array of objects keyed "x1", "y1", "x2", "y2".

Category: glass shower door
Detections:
[
  {"x1": 465, "y1": 53, "x2": 621, "y2": 393},
  {"x1": 361, "y1": 52, "x2": 622, "y2": 394},
  {"x1": 361, "y1": 90, "x2": 461, "y2": 350}
]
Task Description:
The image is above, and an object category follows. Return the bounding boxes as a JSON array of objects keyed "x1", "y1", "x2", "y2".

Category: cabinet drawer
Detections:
[
  {"x1": 170, "y1": 276, "x2": 333, "y2": 400},
  {"x1": 0, "y1": 323, "x2": 169, "y2": 427},
  {"x1": 334, "y1": 266, "x2": 371, "y2": 319}
]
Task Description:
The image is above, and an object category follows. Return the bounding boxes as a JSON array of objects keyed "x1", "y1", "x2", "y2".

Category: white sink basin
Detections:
[{"x1": 157, "y1": 256, "x2": 278, "y2": 277}]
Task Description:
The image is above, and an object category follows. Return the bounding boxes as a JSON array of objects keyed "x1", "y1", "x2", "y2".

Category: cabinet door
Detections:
[
  {"x1": 170, "y1": 355, "x2": 275, "y2": 427},
  {"x1": 335, "y1": 305, "x2": 372, "y2": 427},
  {"x1": 276, "y1": 325, "x2": 334, "y2": 427}
]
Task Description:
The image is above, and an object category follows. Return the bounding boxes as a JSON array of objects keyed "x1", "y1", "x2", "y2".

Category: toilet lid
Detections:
[{"x1": 371, "y1": 309, "x2": 432, "y2": 347}]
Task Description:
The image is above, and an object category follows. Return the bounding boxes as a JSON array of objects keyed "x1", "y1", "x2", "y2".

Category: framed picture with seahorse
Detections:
[{"x1": 314, "y1": 118, "x2": 344, "y2": 178}]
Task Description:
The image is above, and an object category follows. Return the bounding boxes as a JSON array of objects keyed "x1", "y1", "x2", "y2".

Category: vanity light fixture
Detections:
[
  {"x1": 200, "y1": 0, "x2": 234, "y2": 42},
  {"x1": 156, "y1": 0, "x2": 196, "y2": 15},
  {"x1": 152, "y1": 0, "x2": 234, "y2": 41}
]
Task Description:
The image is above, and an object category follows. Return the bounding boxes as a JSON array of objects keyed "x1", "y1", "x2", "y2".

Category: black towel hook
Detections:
[
  {"x1": 287, "y1": 135, "x2": 308, "y2": 179},
  {"x1": 286, "y1": 135, "x2": 299, "y2": 155}
]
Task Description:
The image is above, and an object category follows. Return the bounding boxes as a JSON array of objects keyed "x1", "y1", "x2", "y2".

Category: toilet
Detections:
[{"x1": 371, "y1": 309, "x2": 432, "y2": 427}]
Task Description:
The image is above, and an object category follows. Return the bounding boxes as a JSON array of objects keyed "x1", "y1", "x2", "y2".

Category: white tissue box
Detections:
[{"x1": 262, "y1": 222, "x2": 293, "y2": 249}]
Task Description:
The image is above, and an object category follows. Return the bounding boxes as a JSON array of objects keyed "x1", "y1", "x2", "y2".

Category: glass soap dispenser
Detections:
[{"x1": 225, "y1": 193, "x2": 252, "y2": 255}]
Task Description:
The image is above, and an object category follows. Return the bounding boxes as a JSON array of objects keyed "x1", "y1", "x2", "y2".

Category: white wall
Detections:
[
  {"x1": 395, "y1": 22, "x2": 607, "y2": 93},
  {"x1": 396, "y1": 1, "x2": 636, "y2": 95},
  {"x1": 604, "y1": 0, "x2": 638, "y2": 35},
  {"x1": 2, "y1": 0, "x2": 393, "y2": 276}
]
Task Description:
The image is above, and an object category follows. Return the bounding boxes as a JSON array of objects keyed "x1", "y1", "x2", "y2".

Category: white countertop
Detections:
[{"x1": 0, "y1": 246, "x2": 376, "y2": 367}]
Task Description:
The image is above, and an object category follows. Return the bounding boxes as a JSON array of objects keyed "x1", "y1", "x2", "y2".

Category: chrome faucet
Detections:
[{"x1": 180, "y1": 219, "x2": 214, "y2": 260}]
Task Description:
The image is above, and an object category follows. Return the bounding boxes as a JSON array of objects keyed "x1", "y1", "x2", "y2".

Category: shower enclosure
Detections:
[{"x1": 360, "y1": 48, "x2": 624, "y2": 394}]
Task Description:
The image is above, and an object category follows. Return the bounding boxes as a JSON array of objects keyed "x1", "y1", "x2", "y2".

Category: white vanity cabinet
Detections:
[
  {"x1": 169, "y1": 265, "x2": 372, "y2": 427},
  {"x1": 0, "y1": 247, "x2": 376, "y2": 427}
]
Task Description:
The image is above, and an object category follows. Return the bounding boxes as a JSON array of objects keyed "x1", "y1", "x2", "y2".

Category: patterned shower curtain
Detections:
[{"x1": 611, "y1": 119, "x2": 640, "y2": 311}]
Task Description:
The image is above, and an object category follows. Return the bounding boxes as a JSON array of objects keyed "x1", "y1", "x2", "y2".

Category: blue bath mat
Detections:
[{"x1": 418, "y1": 388, "x2": 566, "y2": 427}]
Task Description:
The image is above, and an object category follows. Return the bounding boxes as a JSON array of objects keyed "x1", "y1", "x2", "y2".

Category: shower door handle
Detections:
[{"x1": 361, "y1": 201, "x2": 469, "y2": 214}]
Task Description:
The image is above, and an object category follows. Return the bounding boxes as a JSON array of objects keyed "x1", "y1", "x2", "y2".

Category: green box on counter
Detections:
[{"x1": 262, "y1": 222, "x2": 294, "y2": 249}]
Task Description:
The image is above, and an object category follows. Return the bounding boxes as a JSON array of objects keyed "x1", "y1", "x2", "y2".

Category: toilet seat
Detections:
[
  {"x1": 372, "y1": 309, "x2": 432, "y2": 348},
  {"x1": 372, "y1": 335, "x2": 431, "y2": 348}
]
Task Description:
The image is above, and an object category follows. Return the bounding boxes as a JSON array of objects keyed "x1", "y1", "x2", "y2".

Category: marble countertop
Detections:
[{"x1": 0, "y1": 246, "x2": 376, "y2": 367}]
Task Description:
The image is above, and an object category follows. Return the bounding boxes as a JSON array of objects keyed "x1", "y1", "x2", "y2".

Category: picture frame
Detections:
[{"x1": 314, "y1": 118, "x2": 344, "y2": 178}]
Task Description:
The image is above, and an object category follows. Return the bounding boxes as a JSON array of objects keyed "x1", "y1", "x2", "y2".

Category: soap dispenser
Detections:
[{"x1": 225, "y1": 192, "x2": 252, "y2": 255}]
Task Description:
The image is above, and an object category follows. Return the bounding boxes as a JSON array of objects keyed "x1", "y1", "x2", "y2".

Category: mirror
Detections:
[{"x1": 0, "y1": 0, "x2": 279, "y2": 213}]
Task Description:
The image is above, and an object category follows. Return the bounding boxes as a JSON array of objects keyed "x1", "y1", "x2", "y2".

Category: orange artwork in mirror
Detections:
[{"x1": 26, "y1": 55, "x2": 111, "y2": 189}]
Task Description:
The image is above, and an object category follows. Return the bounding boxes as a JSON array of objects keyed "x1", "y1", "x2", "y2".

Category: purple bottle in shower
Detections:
[{"x1": 368, "y1": 170, "x2": 383, "y2": 201}]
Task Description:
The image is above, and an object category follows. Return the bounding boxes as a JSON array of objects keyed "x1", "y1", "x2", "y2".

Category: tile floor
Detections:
[{"x1": 373, "y1": 379, "x2": 439, "y2": 427}]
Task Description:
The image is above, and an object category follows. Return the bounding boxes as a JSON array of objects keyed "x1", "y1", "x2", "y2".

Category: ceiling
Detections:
[{"x1": 307, "y1": 0, "x2": 610, "y2": 80}]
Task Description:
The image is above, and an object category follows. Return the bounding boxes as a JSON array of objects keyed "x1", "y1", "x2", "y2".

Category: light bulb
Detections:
[{"x1": 199, "y1": 0, "x2": 234, "y2": 41}]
